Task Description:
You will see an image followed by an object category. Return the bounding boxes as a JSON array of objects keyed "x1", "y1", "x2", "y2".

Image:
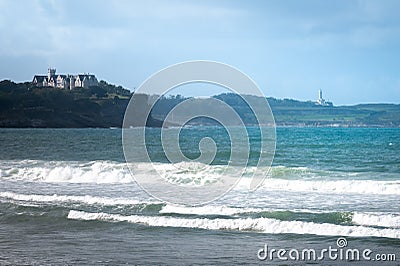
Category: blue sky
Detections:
[{"x1": 0, "y1": 0, "x2": 399, "y2": 105}]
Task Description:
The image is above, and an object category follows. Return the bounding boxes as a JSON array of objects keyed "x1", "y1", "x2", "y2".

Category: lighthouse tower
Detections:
[{"x1": 316, "y1": 89, "x2": 326, "y2": 105}]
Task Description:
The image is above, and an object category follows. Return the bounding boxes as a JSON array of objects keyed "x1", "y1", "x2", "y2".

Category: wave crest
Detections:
[{"x1": 67, "y1": 210, "x2": 400, "y2": 239}]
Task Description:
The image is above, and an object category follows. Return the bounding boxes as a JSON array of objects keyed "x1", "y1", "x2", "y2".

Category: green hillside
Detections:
[
  {"x1": 0, "y1": 80, "x2": 131, "y2": 127},
  {"x1": 152, "y1": 93, "x2": 400, "y2": 127},
  {"x1": 0, "y1": 81, "x2": 399, "y2": 128}
]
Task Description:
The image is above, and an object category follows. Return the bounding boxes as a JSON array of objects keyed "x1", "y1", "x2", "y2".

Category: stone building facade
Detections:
[{"x1": 32, "y1": 68, "x2": 98, "y2": 89}]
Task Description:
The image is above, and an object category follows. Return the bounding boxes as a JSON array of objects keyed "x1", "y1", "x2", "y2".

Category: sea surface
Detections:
[{"x1": 0, "y1": 127, "x2": 399, "y2": 265}]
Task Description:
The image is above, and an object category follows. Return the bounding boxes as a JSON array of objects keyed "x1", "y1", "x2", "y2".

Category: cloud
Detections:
[
  {"x1": 0, "y1": 0, "x2": 245, "y2": 56},
  {"x1": 0, "y1": 0, "x2": 399, "y2": 104}
]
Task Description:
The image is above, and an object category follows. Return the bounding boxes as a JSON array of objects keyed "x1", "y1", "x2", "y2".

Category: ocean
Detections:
[{"x1": 0, "y1": 127, "x2": 399, "y2": 265}]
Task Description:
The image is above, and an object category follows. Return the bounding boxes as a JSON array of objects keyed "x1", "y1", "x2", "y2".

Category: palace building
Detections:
[{"x1": 32, "y1": 68, "x2": 98, "y2": 90}]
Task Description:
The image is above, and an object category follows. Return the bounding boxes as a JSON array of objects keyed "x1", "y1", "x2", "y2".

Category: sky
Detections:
[{"x1": 0, "y1": 0, "x2": 399, "y2": 105}]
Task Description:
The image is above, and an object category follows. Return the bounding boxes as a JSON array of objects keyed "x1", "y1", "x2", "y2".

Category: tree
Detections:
[{"x1": 90, "y1": 86, "x2": 108, "y2": 98}]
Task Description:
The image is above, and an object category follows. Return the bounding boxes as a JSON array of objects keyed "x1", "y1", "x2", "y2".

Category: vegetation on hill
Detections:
[
  {"x1": 151, "y1": 93, "x2": 400, "y2": 127},
  {"x1": 0, "y1": 80, "x2": 131, "y2": 127},
  {"x1": 0, "y1": 80, "x2": 399, "y2": 127},
  {"x1": 267, "y1": 97, "x2": 400, "y2": 127}
]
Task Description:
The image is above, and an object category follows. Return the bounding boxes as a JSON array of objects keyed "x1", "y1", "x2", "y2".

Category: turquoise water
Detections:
[{"x1": 0, "y1": 128, "x2": 399, "y2": 264}]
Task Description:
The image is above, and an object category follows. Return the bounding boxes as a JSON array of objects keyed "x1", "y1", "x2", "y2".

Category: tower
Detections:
[
  {"x1": 316, "y1": 89, "x2": 328, "y2": 106},
  {"x1": 48, "y1": 68, "x2": 56, "y2": 79}
]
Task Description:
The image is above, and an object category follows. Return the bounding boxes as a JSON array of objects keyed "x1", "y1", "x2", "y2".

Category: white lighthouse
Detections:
[{"x1": 316, "y1": 89, "x2": 333, "y2": 106}]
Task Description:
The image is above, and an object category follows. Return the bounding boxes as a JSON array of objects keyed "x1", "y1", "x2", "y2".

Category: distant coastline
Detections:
[{"x1": 0, "y1": 79, "x2": 399, "y2": 128}]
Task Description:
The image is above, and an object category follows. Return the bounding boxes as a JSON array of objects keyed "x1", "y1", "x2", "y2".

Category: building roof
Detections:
[
  {"x1": 76, "y1": 74, "x2": 96, "y2": 81},
  {"x1": 32, "y1": 75, "x2": 47, "y2": 82},
  {"x1": 32, "y1": 70, "x2": 98, "y2": 88}
]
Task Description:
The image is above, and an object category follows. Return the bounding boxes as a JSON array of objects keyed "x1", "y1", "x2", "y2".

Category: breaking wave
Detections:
[
  {"x1": 1, "y1": 160, "x2": 399, "y2": 195},
  {"x1": 0, "y1": 191, "x2": 158, "y2": 206},
  {"x1": 352, "y1": 212, "x2": 400, "y2": 228},
  {"x1": 2, "y1": 191, "x2": 399, "y2": 236},
  {"x1": 68, "y1": 210, "x2": 400, "y2": 239}
]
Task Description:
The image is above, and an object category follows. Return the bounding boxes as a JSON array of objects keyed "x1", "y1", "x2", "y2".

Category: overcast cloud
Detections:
[{"x1": 1, "y1": 0, "x2": 399, "y2": 104}]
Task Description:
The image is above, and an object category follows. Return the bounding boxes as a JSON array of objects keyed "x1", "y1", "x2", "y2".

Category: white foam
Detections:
[
  {"x1": 1, "y1": 160, "x2": 399, "y2": 195},
  {"x1": 260, "y1": 178, "x2": 400, "y2": 195},
  {"x1": 0, "y1": 191, "x2": 158, "y2": 206},
  {"x1": 0, "y1": 160, "x2": 134, "y2": 184},
  {"x1": 160, "y1": 206, "x2": 400, "y2": 229},
  {"x1": 160, "y1": 204, "x2": 247, "y2": 216},
  {"x1": 160, "y1": 204, "x2": 302, "y2": 216},
  {"x1": 0, "y1": 160, "x2": 223, "y2": 186},
  {"x1": 143, "y1": 161, "x2": 224, "y2": 186},
  {"x1": 352, "y1": 212, "x2": 400, "y2": 228},
  {"x1": 67, "y1": 210, "x2": 400, "y2": 239}
]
